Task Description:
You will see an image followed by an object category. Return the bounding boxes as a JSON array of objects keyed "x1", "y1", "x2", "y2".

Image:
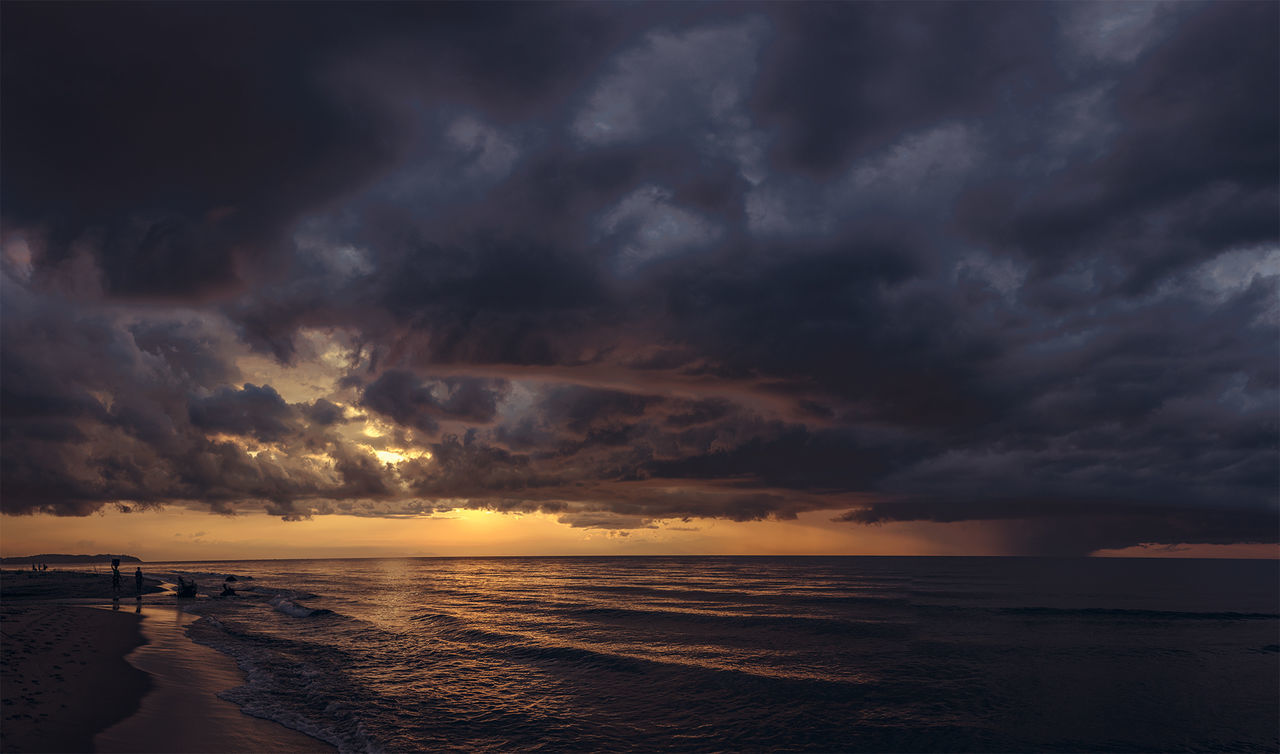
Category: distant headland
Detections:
[{"x1": 0, "y1": 554, "x2": 142, "y2": 565}]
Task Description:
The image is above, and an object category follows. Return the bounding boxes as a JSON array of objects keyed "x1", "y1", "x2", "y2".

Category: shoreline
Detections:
[
  {"x1": 2, "y1": 570, "x2": 334, "y2": 753},
  {"x1": 94, "y1": 603, "x2": 333, "y2": 753},
  {"x1": 0, "y1": 603, "x2": 150, "y2": 753}
]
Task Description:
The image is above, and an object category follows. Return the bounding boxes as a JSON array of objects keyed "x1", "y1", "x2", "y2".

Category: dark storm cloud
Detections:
[
  {"x1": 754, "y1": 2, "x2": 1058, "y2": 176},
  {"x1": 2, "y1": 3, "x2": 380, "y2": 298},
  {"x1": 0, "y1": 2, "x2": 633, "y2": 298},
  {"x1": 663, "y1": 399, "x2": 734, "y2": 429},
  {"x1": 304, "y1": 399, "x2": 348, "y2": 427},
  {"x1": 542, "y1": 387, "x2": 661, "y2": 437},
  {"x1": 329, "y1": 442, "x2": 397, "y2": 501},
  {"x1": 188, "y1": 384, "x2": 299, "y2": 443},
  {"x1": 0, "y1": 268, "x2": 395, "y2": 517},
  {"x1": 401, "y1": 432, "x2": 560, "y2": 499},
  {"x1": 646, "y1": 424, "x2": 913, "y2": 494},
  {"x1": 838, "y1": 502, "x2": 1280, "y2": 558},
  {"x1": 957, "y1": 1, "x2": 1279, "y2": 293},
  {"x1": 360, "y1": 371, "x2": 507, "y2": 434},
  {"x1": 2, "y1": 2, "x2": 1276, "y2": 552}
]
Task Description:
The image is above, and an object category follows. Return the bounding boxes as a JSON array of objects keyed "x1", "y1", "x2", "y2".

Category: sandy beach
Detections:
[
  {"x1": 1, "y1": 570, "x2": 333, "y2": 753},
  {"x1": 0, "y1": 603, "x2": 149, "y2": 753}
]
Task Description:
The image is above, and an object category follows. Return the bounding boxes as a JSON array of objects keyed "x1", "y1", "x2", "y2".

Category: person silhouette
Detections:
[
  {"x1": 111, "y1": 558, "x2": 121, "y2": 597},
  {"x1": 135, "y1": 567, "x2": 144, "y2": 597}
]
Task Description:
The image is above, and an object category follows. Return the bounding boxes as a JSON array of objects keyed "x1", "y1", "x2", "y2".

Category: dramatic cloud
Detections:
[
  {"x1": 360, "y1": 371, "x2": 507, "y2": 433},
  {"x1": 189, "y1": 384, "x2": 300, "y2": 443},
  {"x1": 2, "y1": 1, "x2": 1275, "y2": 554}
]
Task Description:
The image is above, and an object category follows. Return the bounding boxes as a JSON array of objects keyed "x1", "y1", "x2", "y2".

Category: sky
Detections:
[{"x1": 1, "y1": 2, "x2": 1276, "y2": 560}]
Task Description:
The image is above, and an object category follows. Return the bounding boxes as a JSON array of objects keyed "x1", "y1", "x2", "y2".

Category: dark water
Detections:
[{"x1": 145, "y1": 557, "x2": 1279, "y2": 753}]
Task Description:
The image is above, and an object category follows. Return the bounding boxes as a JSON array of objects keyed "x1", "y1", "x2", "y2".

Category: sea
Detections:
[{"x1": 139, "y1": 557, "x2": 1279, "y2": 753}]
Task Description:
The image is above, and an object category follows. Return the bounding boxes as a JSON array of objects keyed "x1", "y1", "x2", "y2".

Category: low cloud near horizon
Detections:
[{"x1": 2, "y1": 2, "x2": 1276, "y2": 555}]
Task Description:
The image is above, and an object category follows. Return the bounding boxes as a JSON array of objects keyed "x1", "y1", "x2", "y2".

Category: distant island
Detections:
[{"x1": 1, "y1": 554, "x2": 142, "y2": 565}]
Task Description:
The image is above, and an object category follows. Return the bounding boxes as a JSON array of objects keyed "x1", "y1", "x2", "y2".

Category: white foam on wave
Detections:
[
  {"x1": 184, "y1": 612, "x2": 377, "y2": 753},
  {"x1": 269, "y1": 596, "x2": 324, "y2": 617}
]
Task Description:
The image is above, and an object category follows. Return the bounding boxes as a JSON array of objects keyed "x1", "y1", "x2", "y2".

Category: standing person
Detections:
[
  {"x1": 135, "y1": 567, "x2": 144, "y2": 597},
  {"x1": 110, "y1": 558, "x2": 121, "y2": 597}
]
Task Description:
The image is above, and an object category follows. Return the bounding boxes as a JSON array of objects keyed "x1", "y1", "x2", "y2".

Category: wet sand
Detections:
[
  {"x1": 0, "y1": 603, "x2": 149, "y2": 753},
  {"x1": 94, "y1": 604, "x2": 332, "y2": 753},
  {"x1": 1, "y1": 571, "x2": 333, "y2": 753}
]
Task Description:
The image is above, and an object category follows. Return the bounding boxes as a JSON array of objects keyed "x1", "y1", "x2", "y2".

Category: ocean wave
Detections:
[
  {"x1": 269, "y1": 595, "x2": 335, "y2": 618},
  {"x1": 407, "y1": 611, "x2": 468, "y2": 626},
  {"x1": 561, "y1": 605, "x2": 911, "y2": 637},
  {"x1": 496, "y1": 641, "x2": 653, "y2": 674},
  {"x1": 156, "y1": 568, "x2": 255, "y2": 583},
  {"x1": 994, "y1": 606, "x2": 1280, "y2": 621},
  {"x1": 160, "y1": 557, "x2": 1280, "y2": 753},
  {"x1": 907, "y1": 589, "x2": 1001, "y2": 600},
  {"x1": 579, "y1": 583, "x2": 908, "y2": 608},
  {"x1": 412, "y1": 619, "x2": 525, "y2": 646},
  {"x1": 486, "y1": 637, "x2": 869, "y2": 688},
  {"x1": 186, "y1": 615, "x2": 380, "y2": 754}
]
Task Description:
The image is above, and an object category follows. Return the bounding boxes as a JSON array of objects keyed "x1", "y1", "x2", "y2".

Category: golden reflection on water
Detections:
[{"x1": 326, "y1": 557, "x2": 879, "y2": 685}]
